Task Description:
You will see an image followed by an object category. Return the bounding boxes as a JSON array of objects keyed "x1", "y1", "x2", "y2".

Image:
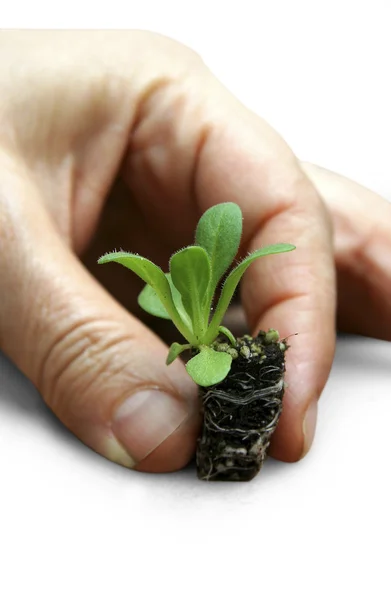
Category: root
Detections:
[{"x1": 196, "y1": 331, "x2": 287, "y2": 481}]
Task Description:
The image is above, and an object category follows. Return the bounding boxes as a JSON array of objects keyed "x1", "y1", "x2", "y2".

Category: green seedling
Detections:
[{"x1": 98, "y1": 203, "x2": 295, "y2": 387}]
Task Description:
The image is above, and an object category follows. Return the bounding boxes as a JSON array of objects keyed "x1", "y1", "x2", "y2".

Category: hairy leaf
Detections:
[
  {"x1": 205, "y1": 243, "x2": 296, "y2": 343},
  {"x1": 195, "y1": 202, "x2": 242, "y2": 292},
  {"x1": 185, "y1": 347, "x2": 232, "y2": 387},
  {"x1": 98, "y1": 251, "x2": 168, "y2": 287},
  {"x1": 170, "y1": 246, "x2": 211, "y2": 339},
  {"x1": 98, "y1": 252, "x2": 196, "y2": 343}
]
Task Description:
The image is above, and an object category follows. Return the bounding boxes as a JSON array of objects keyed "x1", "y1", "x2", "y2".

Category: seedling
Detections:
[
  {"x1": 98, "y1": 202, "x2": 295, "y2": 387},
  {"x1": 99, "y1": 203, "x2": 296, "y2": 481}
]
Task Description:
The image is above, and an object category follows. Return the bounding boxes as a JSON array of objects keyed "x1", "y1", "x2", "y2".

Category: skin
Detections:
[{"x1": 0, "y1": 31, "x2": 390, "y2": 472}]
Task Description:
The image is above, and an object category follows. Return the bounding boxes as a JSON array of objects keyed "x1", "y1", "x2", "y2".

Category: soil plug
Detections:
[{"x1": 197, "y1": 330, "x2": 287, "y2": 481}]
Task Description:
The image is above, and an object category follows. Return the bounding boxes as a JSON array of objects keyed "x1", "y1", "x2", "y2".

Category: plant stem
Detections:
[{"x1": 218, "y1": 326, "x2": 236, "y2": 346}]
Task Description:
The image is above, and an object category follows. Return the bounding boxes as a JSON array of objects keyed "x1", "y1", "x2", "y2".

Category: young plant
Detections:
[{"x1": 98, "y1": 203, "x2": 295, "y2": 387}]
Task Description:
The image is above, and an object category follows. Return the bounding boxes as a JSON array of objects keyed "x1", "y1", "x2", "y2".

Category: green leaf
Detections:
[
  {"x1": 138, "y1": 274, "x2": 192, "y2": 330},
  {"x1": 195, "y1": 203, "x2": 242, "y2": 292},
  {"x1": 166, "y1": 342, "x2": 192, "y2": 365},
  {"x1": 169, "y1": 246, "x2": 211, "y2": 339},
  {"x1": 138, "y1": 284, "x2": 171, "y2": 319},
  {"x1": 98, "y1": 251, "x2": 168, "y2": 287},
  {"x1": 98, "y1": 252, "x2": 196, "y2": 344},
  {"x1": 186, "y1": 347, "x2": 232, "y2": 387},
  {"x1": 205, "y1": 243, "x2": 296, "y2": 343},
  {"x1": 166, "y1": 274, "x2": 192, "y2": 328}
]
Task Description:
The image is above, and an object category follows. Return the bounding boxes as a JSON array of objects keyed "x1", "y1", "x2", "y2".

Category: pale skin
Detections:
[{"x1": 1, "y1": 31, "x2": 390, "y2": 472}]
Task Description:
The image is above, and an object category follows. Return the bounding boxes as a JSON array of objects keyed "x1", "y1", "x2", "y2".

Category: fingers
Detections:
[
  {"x1": 302, "y1": 162, "x2": 391, "y2": 341},
  {"x1": 193, "y1": 114, "x2": 336, "y2": 462},
  {"x1": 0, "y1": 171, "x2": 200, "y2": 472}
]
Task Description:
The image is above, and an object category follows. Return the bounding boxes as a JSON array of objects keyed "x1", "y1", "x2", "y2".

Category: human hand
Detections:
[{"x1": 0, "y1": 31, "x2": 388, "y2": 472}]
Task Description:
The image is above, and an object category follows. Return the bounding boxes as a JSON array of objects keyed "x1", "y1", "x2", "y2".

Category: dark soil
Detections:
[{"x1": 196, "y1": 330, "x2": 288, "y2": 481}]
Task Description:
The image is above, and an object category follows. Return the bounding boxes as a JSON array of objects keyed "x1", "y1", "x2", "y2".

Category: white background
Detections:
[{"x1": 1, "y1": 2, "x2": 391, "y2": 599}]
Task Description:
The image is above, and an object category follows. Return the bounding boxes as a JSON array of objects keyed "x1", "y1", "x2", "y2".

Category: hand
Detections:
[{"x1": 0, "y1": 32, "x2": 389, "y2": 472}]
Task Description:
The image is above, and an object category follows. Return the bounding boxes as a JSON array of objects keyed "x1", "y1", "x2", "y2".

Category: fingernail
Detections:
[
  {"x1": 301, "y1": 400, "x2": 318, "y2": 458},
  {"x1": 111, "y1": 390, "x2": 189, "y2": 464}
]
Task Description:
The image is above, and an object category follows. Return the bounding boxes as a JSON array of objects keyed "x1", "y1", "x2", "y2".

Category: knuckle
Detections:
[{"x1": 38, "y1": 315, "x2": 138, "y2": 422}]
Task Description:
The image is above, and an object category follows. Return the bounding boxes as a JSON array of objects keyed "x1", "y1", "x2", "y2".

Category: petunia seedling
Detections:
[{"x1": 98, "y1": 203, "x2": 295, "y2": 387}]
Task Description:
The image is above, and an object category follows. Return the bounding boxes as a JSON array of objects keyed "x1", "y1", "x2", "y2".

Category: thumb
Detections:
[{"x1": 0, "y1": 181, "x2": 200, "y2": 472}]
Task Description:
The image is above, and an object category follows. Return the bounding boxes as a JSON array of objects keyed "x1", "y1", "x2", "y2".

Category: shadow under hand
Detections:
[
  {"x1": 0, "y1": 351, "x2": 45, "y2": 417},
  {"x1": 335, "y1": 332, "x2": 391, "y2": 375},
  {"x1": 0, "y1": 350, "x2": 96, "y2": 459}
]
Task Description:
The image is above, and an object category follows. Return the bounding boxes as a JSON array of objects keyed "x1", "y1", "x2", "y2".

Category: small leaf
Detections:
[
  {"x1": 170, "y1": 246, "x2": 211, "y2": 338},
  {"x1": 195, "y1": 203, "x2": 242, "y2": 291},
  {"x1": 98, "y1": 251, "x2": 168, "y2": 289},
  {"x1": 166, "y1": 342, "x2": 192, "y2": 365},
  {"x1": 138, "y1": 284, "x2": 171, "y2": 319},
  {"x1": 205, "y1": 243, "x2": 296, "y2": 343},
  {"x1": 185, "y1": 347, "x2": 232, "y2": 387}
]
